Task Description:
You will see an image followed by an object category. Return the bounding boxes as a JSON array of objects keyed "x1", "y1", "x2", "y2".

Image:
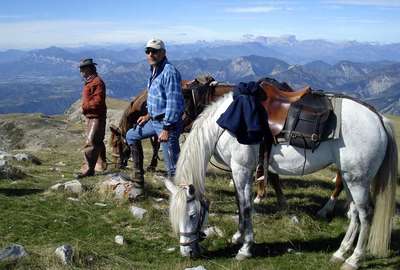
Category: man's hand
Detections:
[
  {"x1": 158, "y1": 130, "x2": 169, "y2": 142},
  {"x1": 137, "y1": 114, "x2": 150, "y2": 126}
]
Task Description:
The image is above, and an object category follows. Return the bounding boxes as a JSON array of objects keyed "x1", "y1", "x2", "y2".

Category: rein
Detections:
[{"x1": 179, "y1": 197, "x2": 209, "y2": 247}]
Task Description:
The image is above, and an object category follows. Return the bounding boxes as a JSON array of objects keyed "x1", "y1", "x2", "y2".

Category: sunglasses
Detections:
[{"x1": 145, "y1": 48, "x2": 161, "y2": 55}]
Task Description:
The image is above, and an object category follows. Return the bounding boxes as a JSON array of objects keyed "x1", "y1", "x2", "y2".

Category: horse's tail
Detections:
[{"x1": 367, "y1": 116, "x2": 398, "y2": 257}]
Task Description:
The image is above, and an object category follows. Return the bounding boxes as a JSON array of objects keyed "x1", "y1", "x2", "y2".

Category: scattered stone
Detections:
[
  {"x1": 64, "y1": 180, "x2": 82, "y2": 194},
  {"x1": 14, "y1": 153, "x2": 29, "y2": 162},
  {"x1": 56, "y1": 161, "x2": 66, "y2": 166},
  {"x1": 152, "y1": 197, "x2": 164, "y2": 202},
  {"x1": 55, "y1": 244, "x2": 73, "y2": 265},
  {"x1": 152, "y1": 203, "x2": 163, "y2": 210},
  {"x1": 100, "y1": 174, "x2": 134, "y2": 200},
  {"x1": 0, "y1": 159, "x2": 6, "y2": 167},
  {"x1": 166, "y1": 247, "x2": 176, "y2": 253},
  {"x1": 203, "y1": 226, "x2": 224, "y2": 238},
  {"x1": 229, "y1": 179, "x2": 234, "y2": 187},
  {"x1": 287, "y1": 248, "x2": 294, "y2": 253},
  {"x1": 0, "y1": 163, "x2": 26, "y2": 180},
  {"x1": 231, "y1": 215, "x2": 239, "y2": 224},
  {"x1": 129, "y1": 205, "x2": 147, "y2": 219},
  {"x1": 185, "y1": 266, "x2": 207, "y2": 270},
  {"x1": 0, "y1": 244, "x2": 28, "y2": 262},
  {"x1": 115, "y1": 235, "x2": 124, "y2": 245},
  {"x1": 14, "y1": 153, "x2": 42, "y2": 165},
  {"x1": 290, "y1": 215, "x2": 300, "y2": 225},
  {"x1": 50, "y1": 183, "x2": 64, "y2": 191},
  {"x1": 208, "y1": 213, "x2": 217, "y2": 217},
  {"x1": 67, "y1": 197, "x2": 80, "y2": 202},
  {"x1": 94, "y1": 202, "x2": 107, "y2": 207}
]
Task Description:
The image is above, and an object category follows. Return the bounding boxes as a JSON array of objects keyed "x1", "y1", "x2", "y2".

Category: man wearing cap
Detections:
[
  {"x1": 78, "y1": 58, "x2": 107, "y2": 178},
  {"x1": 126, "y1": 39, "x2": 184, "y2": 199}
]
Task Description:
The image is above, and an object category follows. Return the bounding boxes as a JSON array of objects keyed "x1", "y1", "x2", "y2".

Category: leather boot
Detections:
[
  {"x1": 128, "y1": 142, "x2": 145, "y2": 200},
  {"x1": 77, "y1": 146, "x2": 97, "y2": 178},
  {"x1": 95, "y1": 144, "x2": 107, "y2": 172}
]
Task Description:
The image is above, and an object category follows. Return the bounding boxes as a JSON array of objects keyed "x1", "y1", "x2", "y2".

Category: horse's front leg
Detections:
[
  {"x1": 231, "y1": 163, "x2": 254, "y2": 260},
  {"x1": 147, "y1": 136, "x2": 160, "y2": 172}
]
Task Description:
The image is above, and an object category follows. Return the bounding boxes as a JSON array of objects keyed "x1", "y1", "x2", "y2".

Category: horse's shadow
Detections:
[
  {"x1": 0, "y1": 188, "x2": 44, "y2": 197},
  {"x1": 203, "y1": 233, "x2": 345, "y2": 259},
  {"x1": 280, "y1": 177, "x2": 335, "y2": 190}
]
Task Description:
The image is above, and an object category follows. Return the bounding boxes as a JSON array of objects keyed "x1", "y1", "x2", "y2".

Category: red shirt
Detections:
[{"x1": 81, "y1": 74, "x2": 107, "y2": 118}]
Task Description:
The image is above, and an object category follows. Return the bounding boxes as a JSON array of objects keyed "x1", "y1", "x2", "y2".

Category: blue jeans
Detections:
[{"x1": 126, "y1": 120, "x2": 182, "y2": 177}]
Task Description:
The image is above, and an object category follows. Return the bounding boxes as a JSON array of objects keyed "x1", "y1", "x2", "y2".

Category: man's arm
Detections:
[{"x1": 163, "y1": 69, "x2": 183, "y2": 130}]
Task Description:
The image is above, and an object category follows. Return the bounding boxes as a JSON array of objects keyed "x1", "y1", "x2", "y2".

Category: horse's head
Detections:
[
  {"x1": 181, "y1": 76, "x2": 219, "y2": 132},
  {"x1": 109, "y1": 123, "x2": 131, "y2": 168},
  {"x1": 164, "y1": 178, "x2": 209, "y2": 258}
]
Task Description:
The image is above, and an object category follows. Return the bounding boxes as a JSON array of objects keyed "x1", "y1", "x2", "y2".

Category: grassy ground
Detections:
[{"x1": 0, "y1": 113, "x2": 399, "y2": 270}]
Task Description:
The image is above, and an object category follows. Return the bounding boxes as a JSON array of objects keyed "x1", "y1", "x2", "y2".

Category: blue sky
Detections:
[{"x1": 1, "y1": 0, "x2": 400, "y2": 49}]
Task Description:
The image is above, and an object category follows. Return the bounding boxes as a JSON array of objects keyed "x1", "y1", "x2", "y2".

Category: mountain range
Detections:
[{"x1": 1, "y1": 36, "x2": 400, "y2": 115}]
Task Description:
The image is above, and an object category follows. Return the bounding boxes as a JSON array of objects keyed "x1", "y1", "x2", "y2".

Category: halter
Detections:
[{"x1": 179, "y1": 196, "x2": 209, "y2": 247}]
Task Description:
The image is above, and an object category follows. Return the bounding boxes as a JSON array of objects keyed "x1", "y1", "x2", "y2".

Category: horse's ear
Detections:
[
  {"x1": 163, "y1": 177, "x2": 178, "y2": 195},
  {"x1": 109, "y1": 124, "x2": 122, "y2": 136}
]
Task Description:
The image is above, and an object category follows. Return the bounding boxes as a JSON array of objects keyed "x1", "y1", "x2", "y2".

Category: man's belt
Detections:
[{"x1": 150, "y1": 113, "x2": 165, "y2": 121}]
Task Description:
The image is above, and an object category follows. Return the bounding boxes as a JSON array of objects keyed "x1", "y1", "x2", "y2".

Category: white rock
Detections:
[
  {"x1": 115, "y1": 235, "x2": 124, "y2": 245},
  {"x1": 129, "y1": 206, "x2": 147, "y2": 219},
  {"x1": 203, "y1": 226, "x2": 224, "y2": 238},
  {"x1": 56, "y1": 161, "x2": 66, "y2": 166},
  {"x1": 50, "y1": 183, "x2": 64, "y2": 191},
  {"x1": 67, "y1": 197, "x2": 79, "y2": 202},
  {"x1": 94, "y1": 203, "x2": 107, "y2": 207},
  {"x1": 64, "y1": 180, "x2": 82, "y2": 194},
  {"x1": 152, "y1": 197, "x2": 164, "y2": 202},
  {"x1": 55, "y1": 244, "x2": 73, "y2": 265},
  {"x1": 0, "y1": 244, "x2": 28, "y2": 262},
  {"x1": 185, "y1": 266, "x2": 207, "y2": 270},
  {"x1": 166, "y1": 247, "x2": 176, "y2": 253},
  {"x1": 14, "y1": 153, "x2": 29, "y2": 161},
  {"x1": 231, "y1": 215, "x2": 239, "y2": 224},
  {"x1": 290, "y1": 215, "x2": 300, "y2": 225},
  {"x1": 0, "y1": 160, "x2": 6, "y2": 167}
]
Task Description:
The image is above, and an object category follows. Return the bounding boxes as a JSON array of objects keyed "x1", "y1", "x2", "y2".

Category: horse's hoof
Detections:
[
  {"x1": 253, "y1": 196, "x2": 262, "y2": 204},
  {"x1": 330, "y1": 255, "x2": 345, "y2": 264},
  {"x1": 340, "y1": 262, "x2": 358, "y2": 270},
  {"x1": 235, "y1": 252, "x2": 251, "y2": 261}
]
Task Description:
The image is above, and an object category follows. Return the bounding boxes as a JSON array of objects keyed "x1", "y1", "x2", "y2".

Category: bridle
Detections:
[{"x1": 179, "y1": 196, "x2": 209, "y2": 247}]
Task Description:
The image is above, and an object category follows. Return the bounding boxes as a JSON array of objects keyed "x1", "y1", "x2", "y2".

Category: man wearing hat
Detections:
[
  {"x1": 126, "y1": 39, "x2": 184, "y2": 199},
  {"x1": 77, "y1": 58, "x2": 107, "y2": 178}
]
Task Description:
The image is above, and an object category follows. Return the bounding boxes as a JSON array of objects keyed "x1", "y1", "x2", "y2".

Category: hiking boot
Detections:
[
  {"x1": 75, "y1": 170, "x2": 95, "y2": 179},
  {"x1": 129, "y1": 142, "x2": 145, "y2": 198}
]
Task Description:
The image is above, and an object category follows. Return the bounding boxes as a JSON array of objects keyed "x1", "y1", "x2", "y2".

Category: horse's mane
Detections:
[{"x1": 174, "y1": 93, "x2": 232, "y2": 197}]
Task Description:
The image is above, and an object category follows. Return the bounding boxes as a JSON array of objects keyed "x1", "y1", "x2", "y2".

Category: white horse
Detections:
[{"x1": 164, "y1": 91, "x2": 397, "y2": 270}]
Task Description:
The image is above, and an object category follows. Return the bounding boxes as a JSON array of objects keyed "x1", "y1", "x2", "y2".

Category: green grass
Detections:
[{"x1": 0, "y1": 113, "x2": 399, "y2": 270}]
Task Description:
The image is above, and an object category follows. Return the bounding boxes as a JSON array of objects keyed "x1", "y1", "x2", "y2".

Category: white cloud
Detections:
[
  {"x1": 324, "y1": 0, "x2": 400, "y2": 7},
  {"x1": 225, "y1": 6, "x2": 279, "y2": 13},
  {"x1": 0, "y1": 20, "x2": 225, "y2": 49}
]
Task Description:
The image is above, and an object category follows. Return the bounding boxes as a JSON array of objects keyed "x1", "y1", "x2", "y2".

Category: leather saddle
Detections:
[{"x1": 259, "y1": 81, "x2": 311, "y2": 136}]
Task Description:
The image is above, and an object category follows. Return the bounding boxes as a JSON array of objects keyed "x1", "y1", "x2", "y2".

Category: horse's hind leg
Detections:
[
  {"x1": 231, "y1": 163, "x2": 254, "y2": 260},
  {"x1": 341, "y1": 186, "x2": 372, "y2": 270},
  {"x1": 331, "y1": 202, "x2": 360, "y2": 263}
]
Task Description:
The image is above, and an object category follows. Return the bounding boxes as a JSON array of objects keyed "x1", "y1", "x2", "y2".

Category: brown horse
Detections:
[{"x1": 109, "y1": 76, "x2": 232, "y2": 170}]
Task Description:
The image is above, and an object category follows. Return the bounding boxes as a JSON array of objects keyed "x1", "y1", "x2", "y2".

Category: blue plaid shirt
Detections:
[{"x1": 147, "y1": 58, "x2": 184, "y2": 128}]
